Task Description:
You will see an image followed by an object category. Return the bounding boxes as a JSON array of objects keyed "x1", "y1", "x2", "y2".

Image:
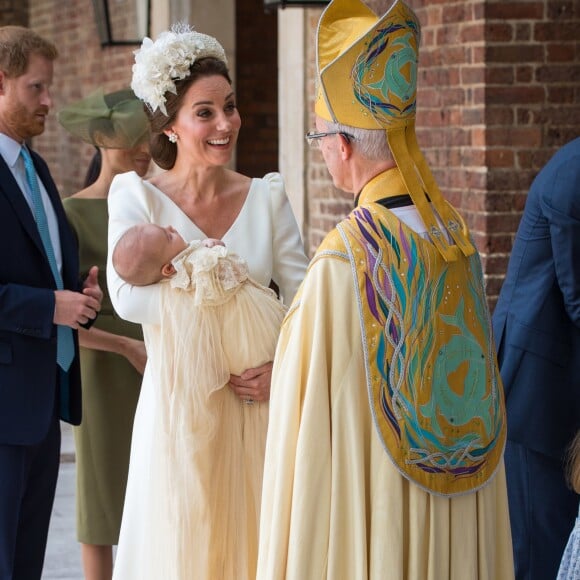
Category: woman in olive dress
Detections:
[{"x1": 58, "y1": 88, "x2": 151, "y2": 580}]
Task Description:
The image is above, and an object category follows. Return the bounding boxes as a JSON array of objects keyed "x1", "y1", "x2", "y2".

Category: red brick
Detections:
[
  {"x1": 547, "y1": 86, "x2": 576, "y2": 103},
  {"x1": 460, "y1": 191, "x2": 487, "y2": 212},
  {"x1": 466, "y1": 169, "x2": 488, "y2": 190},
  {"x1": 515, "y1": 23, "x2": 533, "y2": 41},
  {"x1": 486, "y1": 193, "x2": 521, "y2": 213},
  {"x1": 488, "y1": 213, "x2": 523, "y2": 234},
  {"x1": 486, "y1": 44, "x2": 545, "y2": 64},
  {"x1": 461, "y1": 66, "x2": 485, "y2": 85},
  {"x1": 536, "y1": 105, "x2": 580, "y2": 124},
  {"x1": 547, "y1": 44, "x2": 577, "y2": 62},
  {"x1": 460, "y1": 147, "x2": 486, "y2": 167},
  {"x1": 486, "y1": 3, "x2": 545, "y2": 20},
  {"x1": 534, "y1": 22, "x2": 580, "y2": 41},
  {"x1": 442, "y1": 3, "x2": 473, "y2": 23},
  {"x1": 457, "y1": 23, "x2": 485, "y2": 45},
  {"x1": 464, "y1": 1, "x2": 481, "y2": 19},
  {"x1": 461, "y1": 107, "x2": 486, "y2": 125},
  {"x1": 485, "y1": 66, "x2": 515, "y2": 85},
  {"x1": 436, "y1": 24, "x2": 463, "y2": 45},
  {"x1": 420, "y1": 66, "x2": 461, "y2": 87},
  {"x1": 517, "y1": 148, "x2": 557, "y2": 171},
  {"x1": 485, "y1": 23, "x2": 514, "y2": 42},
  {"x1": 480, "y1": 254, "x2": 510, "y2": 277},
  {"x1": 438, "y1": 46, "x2": 471, "y2": 65},
  {"x1": 546, "y1": 127, "x2": 580, "y2": 147},
  {"x1": 486, "y1": 86, "x2": 546, "y2": 105},
  {"x1": 536, "y1": 64, "x2": 580, "y2": 82},
  {"x1": 482, "y1": 233, "x2": 519, "y2": 255},
  {"x1": 482, "y1": 109, "x2": 509, "y2": 133},
  {"x1": 421, "y1": 6, "x2": 443, "y2": 26},
  {"x1": 472, "y1": 86, "x2": 486, "y2": 105},
  {"x1": 487, "y1": 168, "x2": 538, "y2": 192},
  {"x1": 486, "y1": 149, "x2": 516, "y2": 168},
  {"x1": 515, "y1": 66, "x2": 534, "y2": 83}
]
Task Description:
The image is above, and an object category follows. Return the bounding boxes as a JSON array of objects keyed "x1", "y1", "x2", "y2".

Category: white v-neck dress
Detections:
[{"x1": 106, "y1": 171, "x2": 308, "y2": 580}]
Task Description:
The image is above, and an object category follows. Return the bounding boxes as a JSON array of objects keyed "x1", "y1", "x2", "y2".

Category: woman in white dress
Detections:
[{"x1": 106, "y1": 25, "x2": 308, "y2": 580}]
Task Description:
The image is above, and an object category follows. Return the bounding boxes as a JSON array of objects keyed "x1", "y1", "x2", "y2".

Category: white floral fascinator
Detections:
[{"x1": 131, "y1": 22, "x2": 227, "y2": 115}]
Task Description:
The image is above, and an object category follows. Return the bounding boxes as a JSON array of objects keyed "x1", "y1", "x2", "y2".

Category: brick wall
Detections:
[
  {"x1": 415, "y1": 0, "x2": 580, "y2": 305},
  {"x1": 235, "y1": 0, "x2": 279, "y2": 177},
  {"x1": 304, "y1": 0, "x2": 580, "y2": 306},
  {"x1": 480, "y1": 0, "x2": 579, "y2": 304},
  {"x1": 29, "y1": 0, "x2": 138, "y2": 197},
  {"x1": 0, "y1": 0, "x2": 28, "y2": 26}
]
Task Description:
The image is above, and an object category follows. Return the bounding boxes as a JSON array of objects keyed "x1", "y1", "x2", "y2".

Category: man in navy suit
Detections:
[
  {"x1": 0, "y1": 26, "x2": 102, "y2": 579},
  {"x1": 492, "y1": 136, "x2": 580, "y2": 580}
]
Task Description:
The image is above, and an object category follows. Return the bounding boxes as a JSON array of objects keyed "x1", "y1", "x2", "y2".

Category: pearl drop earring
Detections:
[{"x1": 168, "y1": 132, "x2": 178, "y2": 143}]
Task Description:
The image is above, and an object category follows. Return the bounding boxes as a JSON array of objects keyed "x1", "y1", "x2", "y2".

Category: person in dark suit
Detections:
[
  {"x1": 0, "y1": 26, "x2": 102, "y2": 580},
  {"x1": 492, "y1": 136, "x2": 580, "y2": 580}
]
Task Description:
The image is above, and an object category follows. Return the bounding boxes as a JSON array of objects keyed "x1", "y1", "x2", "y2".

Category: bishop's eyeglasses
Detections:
[{"x1": 305, "y1": 130, "x2": 354, "y2": 149}]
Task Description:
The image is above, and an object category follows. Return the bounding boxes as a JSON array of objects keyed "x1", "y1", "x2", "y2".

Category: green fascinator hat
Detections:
[{"x1": 58, "y1": 88, "x2": 149, "y2": 149}]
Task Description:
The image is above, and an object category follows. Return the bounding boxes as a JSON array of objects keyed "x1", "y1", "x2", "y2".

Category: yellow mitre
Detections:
[{"x1": 315, "y1": 0, "x2": 476, "y2": 260}]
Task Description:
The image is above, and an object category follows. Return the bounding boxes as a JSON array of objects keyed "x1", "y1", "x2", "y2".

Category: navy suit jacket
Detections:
[
  {"x1": 0, "y1": 148, "x2": 81, "y2": 446},
  {"x1": 492, "y1": 137, "x2": 580, "y2": 461}
]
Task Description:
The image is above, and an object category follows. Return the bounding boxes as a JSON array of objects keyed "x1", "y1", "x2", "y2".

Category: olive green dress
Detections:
[{"x1": 64, "y1": 197, "x2": 143, "y2": 545}]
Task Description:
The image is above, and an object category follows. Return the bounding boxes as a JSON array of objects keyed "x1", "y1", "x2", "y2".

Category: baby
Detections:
[
  {"x1": 111, "y1": 221, "x2": 287, "y2": 415},
  {"x1": 111, "y1": 222, "x2": 286, "y2": 408},
  {"x1": 112, "y1": 223, "x2": 223, "y2": 286}
]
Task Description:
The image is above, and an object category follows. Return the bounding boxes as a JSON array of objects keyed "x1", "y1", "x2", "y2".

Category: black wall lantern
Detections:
[
  {"x1": 264, "y1": 0, "x2": 330, "y2": 11},
  {"x1": 92, "y1": 0, "x2": 151, "y2": 46}
]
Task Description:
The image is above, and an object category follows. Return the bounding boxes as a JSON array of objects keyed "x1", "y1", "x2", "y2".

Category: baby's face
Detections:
[{"x1": 145, "y1": 224, "x2": 187, "y2": 264}]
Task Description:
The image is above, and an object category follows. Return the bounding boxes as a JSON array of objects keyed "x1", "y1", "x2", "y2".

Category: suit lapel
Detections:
[
  {"x1": 0, "y1": 151, "x2": 79, "y2": 290},
  {"x1": 0, "y1": 154, "x2": 47, "y2": 257}
]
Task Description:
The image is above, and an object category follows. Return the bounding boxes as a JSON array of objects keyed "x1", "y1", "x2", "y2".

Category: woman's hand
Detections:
[
  {"x1": 122, "y1": 337, "x2": 148, "y2": 375},
  {"x1": 77, "y1": 328, "x2": 147, "y2": 376},
  {"x1": 229, "y1": 361, "x2": 273, "y2": 403}
]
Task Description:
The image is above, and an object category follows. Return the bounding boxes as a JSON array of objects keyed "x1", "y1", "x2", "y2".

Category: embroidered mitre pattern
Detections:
[{"x1": 322, "y1": 201, "x2": 506, "y2": 496}]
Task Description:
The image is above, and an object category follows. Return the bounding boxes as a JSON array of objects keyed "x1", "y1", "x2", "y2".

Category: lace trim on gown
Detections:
[{"x1": 169, "y1": 241, "x2": 251, "y2": 305}]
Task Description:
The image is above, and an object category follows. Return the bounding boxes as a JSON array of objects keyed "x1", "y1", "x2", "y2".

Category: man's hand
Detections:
[
  {"x1": 82, "y1": 266, "x2": 103, "y2": 303},
  {"x1": 53, "y1": 266, "x2": 102, "y2": 329}
]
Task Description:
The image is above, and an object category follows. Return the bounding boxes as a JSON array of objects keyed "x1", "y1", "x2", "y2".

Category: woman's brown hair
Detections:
[{"x1": 146, "y1": 57, "x2": 232, "y2": 170}]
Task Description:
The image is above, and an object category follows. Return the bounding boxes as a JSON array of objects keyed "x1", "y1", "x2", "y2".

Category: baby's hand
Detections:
[{"x1": 203, "y1": 238, "x2": 225, "y2": 249}]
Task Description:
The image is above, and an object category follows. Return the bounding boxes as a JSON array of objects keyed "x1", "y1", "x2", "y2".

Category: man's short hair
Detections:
[
  {"x1": 326, "y1": 119, "x2": 393, "y2": 162},
  {"x1": 0, "y1": 26, "x2": 57, "y2": 78}
]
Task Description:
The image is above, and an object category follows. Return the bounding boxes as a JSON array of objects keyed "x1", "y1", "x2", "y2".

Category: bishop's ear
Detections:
[{"x1": 339, "y1": 133, "x2": 353, "y2": 161}]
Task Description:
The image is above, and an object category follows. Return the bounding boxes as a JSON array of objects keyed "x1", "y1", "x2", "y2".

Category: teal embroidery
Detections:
[
  {"x1": 351, "y1": 20, "x2": 419, "y2": 125},
  {"x1": 369, "y1": 33, "x2": 416, "y2": 103},
  {"x1": 341, "y1": 204, "x2": 504, "y2": 490},
  {"x1": 420, "y1": 297, "x2": 492, "y2": 440}
]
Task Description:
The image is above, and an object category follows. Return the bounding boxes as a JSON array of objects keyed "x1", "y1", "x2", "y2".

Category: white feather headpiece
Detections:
[{"x1": 131, "y1": 23, "x2": 227, "y2": 115}]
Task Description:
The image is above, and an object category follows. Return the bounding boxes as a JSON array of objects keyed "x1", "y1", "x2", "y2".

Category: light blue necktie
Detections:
[{"x1": 20, "y1": 146, "x2": 75, "y2": 371}]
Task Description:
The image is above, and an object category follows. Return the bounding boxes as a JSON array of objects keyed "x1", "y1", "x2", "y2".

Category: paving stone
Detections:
[{"x1": 42, "y1": 423, "x2": 83, "y2": 580}]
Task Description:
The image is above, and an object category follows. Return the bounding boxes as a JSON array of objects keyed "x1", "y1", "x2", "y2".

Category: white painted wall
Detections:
[{"x1": 278, "y1": 8, "x2": 306, "y2": 238}]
